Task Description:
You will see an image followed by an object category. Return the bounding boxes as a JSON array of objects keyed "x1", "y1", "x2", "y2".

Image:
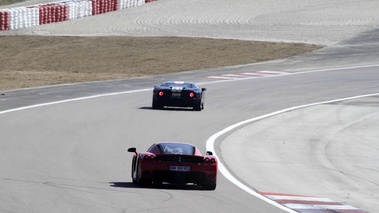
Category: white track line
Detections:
[{"x1": 0, "y1": 89, "x2": 150, "y2": 115}]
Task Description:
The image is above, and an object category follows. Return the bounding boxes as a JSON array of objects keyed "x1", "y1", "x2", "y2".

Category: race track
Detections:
[{"x1": 1, "y1": 0, "x2": 379, "y2": 212}]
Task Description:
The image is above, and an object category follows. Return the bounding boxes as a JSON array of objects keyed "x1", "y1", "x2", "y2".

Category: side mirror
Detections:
[
  {"x1": 128, "y1": 147, "x2": 136, "y2": 153},
  {"x1": 202, "y1": 88, "x2": 207, "y2": 92},
  {"x1": 206, "y1": 151, "x2": 213, "y2": 156}
]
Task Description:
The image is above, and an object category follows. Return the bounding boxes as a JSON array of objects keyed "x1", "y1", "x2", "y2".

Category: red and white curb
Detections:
[
  {"x1": 207, "y1": 70, "x2": 289, "y2": 80},
  {"x1": 0, "y1": 0, "x2": 155, "y2": 31},
  {"x1": 261, "y1": 192, "x2": 367, "y2": 213}
]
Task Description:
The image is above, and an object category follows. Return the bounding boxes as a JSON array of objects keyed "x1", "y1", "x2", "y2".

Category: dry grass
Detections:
[{"x1": 0, "y1": 35, "x2": 322, "y2": 90}]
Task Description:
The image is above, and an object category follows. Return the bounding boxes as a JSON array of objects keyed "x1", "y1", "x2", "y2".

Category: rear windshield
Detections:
[
  {"x1": 157, "y1": 143, "x2": 195, "y2": 155},
  {"x1": 161, "y1": 82, "x2": 197, "y2": 89}
]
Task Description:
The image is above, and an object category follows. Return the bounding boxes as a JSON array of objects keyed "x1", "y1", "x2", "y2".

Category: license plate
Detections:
[
  {"x1": 169, "y1": 166, "x2": 190, "y2": 172},
  {"x1": 172, "y1": 93, "x2": 181, "y2": 97}
]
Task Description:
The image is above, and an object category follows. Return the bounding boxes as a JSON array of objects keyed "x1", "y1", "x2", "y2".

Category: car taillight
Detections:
[
  {"x1": 158, "y1": 91, "x2": 164, "y2": 97},
  {"x1": 189, "y1": 92, "x2": 195, "y2": 98},
  {"x1": 204, "y1": 157, "x2": 215, "y2": 163},
  {"x1": 143, "y1": 155, "x2": 156, "y2": 160}
]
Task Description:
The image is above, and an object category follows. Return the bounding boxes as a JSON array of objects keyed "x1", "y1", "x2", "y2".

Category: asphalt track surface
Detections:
[{"x1": 1, "y1": 0, "x2": 379, "y2": 213}]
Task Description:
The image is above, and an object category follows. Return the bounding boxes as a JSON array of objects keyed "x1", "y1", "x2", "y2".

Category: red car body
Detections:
[{"x1": 127, "y1": 142, "x2": 217, "y2": 190}]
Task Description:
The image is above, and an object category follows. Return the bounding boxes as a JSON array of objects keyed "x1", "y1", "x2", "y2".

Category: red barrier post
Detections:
[
  {"x1": 56, "y1": 5, "x2": 60, "y2": 22},
  {"x1": 39, "y1": 6, "x2": 45, "y2": 25},
  {"x1": 92, "y1": 0, "x2": 97, "y2": 15},
  {"x1": 63, "y1": 5, "x2": 68, "y2": 20},
  {"x1": 49, "y1": 6, "x2": 54, "y2": 23},
  {"x1": 46, "y1": 6, "x2": 50, "y2": 24},
  {"x1": 0, "y1": 11, "x2": 5, "y2": 30},
  {"x1": 100, "y1": 0, "x2": 104, "y2": 14}
]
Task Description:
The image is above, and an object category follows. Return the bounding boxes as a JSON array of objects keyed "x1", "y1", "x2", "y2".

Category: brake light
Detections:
[
  {"x1": 158, "y1": 91, "x2": 164, "y2": 97},
  {"x1": 204, "y1": 157, "x2": 216, "y2": 163},
  {"x1": 189, "y1": 92, "x2": 195, "y2": 98},
  {"x1": 143, "y1": 155, "x2": 156, "y2": 160}
]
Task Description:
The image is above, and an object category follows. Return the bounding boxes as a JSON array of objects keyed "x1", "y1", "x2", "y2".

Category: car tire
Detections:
[
  {"x1": 194, "y1": 101, "x2": 202, "y2": 111},
  {"x1": 152, "y1": 100, "x2": 162, "y2": 110},
  {"x1": 202, "y1": 182, "x2": 216, "y2": 190},
  {"x1": 136, "y1": 162, "x2": 150, "y2": 187},
  {"x1": 137, "y1": 178, "x2": 150, "y2": 187},
  {"x1": 131, "y1": 157, "x2": 137, "y2": 184}
]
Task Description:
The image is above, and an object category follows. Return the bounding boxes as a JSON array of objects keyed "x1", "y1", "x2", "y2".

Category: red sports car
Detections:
[{"x1": 127, "y1": 142, "x2": 218, "y2": 190}]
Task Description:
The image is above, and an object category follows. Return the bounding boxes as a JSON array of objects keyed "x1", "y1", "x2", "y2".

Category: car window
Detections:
[
  {"x1": 161, "y1": 82, "x2": 197, "y2": 89},
  {"x1": 158, "y1": 143, "x2": 195, "y2": 155},
  {"x1": 161, "y1": 82, "x2": 172, "y2": 87}
]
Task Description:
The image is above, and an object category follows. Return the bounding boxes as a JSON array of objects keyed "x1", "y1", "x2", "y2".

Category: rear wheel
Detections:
[
  {"x1": 137, "y1": 178, "x2": 150, "y2": 187},
  {"x1": 137, "y1": 175, "x2": 151, "y2": 187},
  {"x1": 152, "y1": 100, "x2": 162, "y2": 109},
  {"x1": 135, "y1": 162, "x2": 150, "y2": 187},
  {"x1": 194, "y1": 101, "x2": 202, "y2": 111},
  {"x1": 131, "y1": 157, "x2": 137, "y2": 183},
  {"x1": 202, "y1": 182, "x2": 216, "y2": 190}
]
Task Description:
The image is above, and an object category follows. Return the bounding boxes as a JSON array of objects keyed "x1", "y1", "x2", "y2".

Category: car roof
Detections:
[
  {"x1": 163, "y1": 81, "x2": 194, "y2": 84},
  {"x1": 162, "y1": 81, "x2": 197, "y2": 85},
  {"x1": 159, "y1": 81, "x2": 199, "y2": 88}
]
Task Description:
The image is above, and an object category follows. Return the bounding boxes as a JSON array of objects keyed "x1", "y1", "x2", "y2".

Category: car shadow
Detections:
[
  {"x1": 110, "y1": 182, "x2": 205, "y2": 191},
  {"x1": 109, "y1": 182, "x2": 138, "y2": 188},
  {"x1": 139, "y1": 106, "x2": 197, "y2": 111}
]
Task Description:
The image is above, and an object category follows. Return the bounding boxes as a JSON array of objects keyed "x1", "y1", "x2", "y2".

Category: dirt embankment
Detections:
[{"x1": 0, "y1": 35, "x2": 322, "y2": 90}]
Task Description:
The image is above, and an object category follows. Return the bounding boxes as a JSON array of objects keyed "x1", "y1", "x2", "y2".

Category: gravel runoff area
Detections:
[{"x1": 1, "y1": 0, "x2": 379, "y2": 91}]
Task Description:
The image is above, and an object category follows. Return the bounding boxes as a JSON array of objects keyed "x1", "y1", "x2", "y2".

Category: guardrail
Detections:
[{"x1": 0, "y1": 0, "x2": 155, "y2": 30}]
